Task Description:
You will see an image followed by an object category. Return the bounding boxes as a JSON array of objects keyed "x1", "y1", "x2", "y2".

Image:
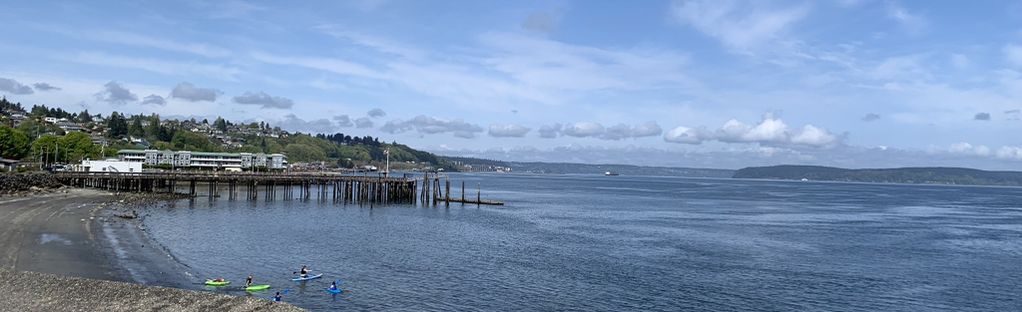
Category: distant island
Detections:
[{"x1": 733, "y1": 165, "x2": 1022, "y2": 186}]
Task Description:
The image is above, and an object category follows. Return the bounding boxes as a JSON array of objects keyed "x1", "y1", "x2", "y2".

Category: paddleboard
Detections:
[{"x1": 292, "y1": 273, "x2": 323, "y2": 281}]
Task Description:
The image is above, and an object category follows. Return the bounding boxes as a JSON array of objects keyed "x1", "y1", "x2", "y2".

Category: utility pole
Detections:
[{"x1": 384, "y1": 148, "x2": 390, "y2": 177}]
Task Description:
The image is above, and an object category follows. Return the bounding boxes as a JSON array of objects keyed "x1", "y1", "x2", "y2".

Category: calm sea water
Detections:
[{"x1": 142, "y1": 174, "x2": 1022, "y2": 311}]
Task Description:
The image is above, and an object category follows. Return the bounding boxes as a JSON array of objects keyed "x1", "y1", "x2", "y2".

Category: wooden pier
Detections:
[{"x1": 52, "y1": 171, "x2": 504, "y2": 206}]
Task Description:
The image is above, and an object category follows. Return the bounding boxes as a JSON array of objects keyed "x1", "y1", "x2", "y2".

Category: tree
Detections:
[
  {"x1": 106, "y1": 112, "x2": 128, "y2": 138},
  {"x1": 31, "y1": 135, "x2": 59, "y2": 164},
  {"x1": 171, "y1": 131, "x2": 214, "y2": 151},
  {"x1": 16, "y1": 119, "x2": 46, "y2": 139},
  {"x1": 145, "y1": 114, "x2": 161, "y2": 140},
  {"x1": 284, "y1": 143, "x2": 326, "y2": 162},
  {"x1": 128, "y1": 117, "x2": 145, "y2": 138},
  {"x1": 214, "y1": 117, "x2": 228, "y2": 132},
  {"x1": 0, "y1": 126, "x2": 30, "y2": 159},
  {"x1": 59, "y1": 132, "x2": 99, "y2": 162},
  {"x1": 30, "y1": 105, "x2": 48, "y2": 117}
]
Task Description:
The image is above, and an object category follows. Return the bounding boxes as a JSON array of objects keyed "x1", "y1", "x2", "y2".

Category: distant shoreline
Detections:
[{"x1": 733, "y1": 165, "x2": 1022, "y2": 187}]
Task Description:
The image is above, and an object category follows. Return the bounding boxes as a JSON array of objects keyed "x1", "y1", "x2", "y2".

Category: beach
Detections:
[{"x1": 0, "y1": 187, "x2": 301, "y2": 311}]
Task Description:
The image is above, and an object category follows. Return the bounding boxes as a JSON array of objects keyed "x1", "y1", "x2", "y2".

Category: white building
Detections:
[
  {"x1": 117, "y1": 149, "x2": 287, "y2": 171},
  {"x1": 79, "y1": 159, "x2": 142, "y2": 173}
]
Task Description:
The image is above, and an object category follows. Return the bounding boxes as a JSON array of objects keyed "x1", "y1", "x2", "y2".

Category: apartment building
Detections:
[{"x1": 117, "y1": 149, "x2": 287, "y2": 170}]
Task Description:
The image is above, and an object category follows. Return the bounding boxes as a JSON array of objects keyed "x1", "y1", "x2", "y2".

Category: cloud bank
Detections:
[{"x1": 664, "y1": 115, "x2": 842, "y2": 147}]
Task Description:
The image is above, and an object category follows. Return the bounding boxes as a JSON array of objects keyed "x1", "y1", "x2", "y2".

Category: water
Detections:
[{"x1": 142, "y1": 174, "x2": 1022, "y2": 311}]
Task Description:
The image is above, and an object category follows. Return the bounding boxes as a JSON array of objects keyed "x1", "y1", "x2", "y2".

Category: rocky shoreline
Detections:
[{"x1": 0, "y1": 173, "x2": 63, "y2": 195}]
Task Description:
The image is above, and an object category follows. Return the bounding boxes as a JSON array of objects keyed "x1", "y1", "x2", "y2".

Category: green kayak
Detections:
[
  {"x1": 246, "y1": 284, "x2": 271, "y2": 291},
  {"x1": 204, "y1": 280, "x2": 230, "y2": 286}
]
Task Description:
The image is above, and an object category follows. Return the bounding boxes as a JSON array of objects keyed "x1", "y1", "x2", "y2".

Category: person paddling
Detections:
[
  {"x1": 329, "y1": 281, "x2": 338, "y2": 291},
  {"x1": 246, "y1": 274, "x2": 254, "y2": 287},
  {"x1": 297, "y1": 265, "x2": 310, "y2": 278},
  {"x1": 273, "y1": 291, "x2": 282, "y2": 302}
]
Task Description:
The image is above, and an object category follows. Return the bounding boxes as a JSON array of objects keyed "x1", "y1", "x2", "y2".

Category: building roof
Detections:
[{"x1": 117, "y1": 149, "x2": 286, "y2": 158}]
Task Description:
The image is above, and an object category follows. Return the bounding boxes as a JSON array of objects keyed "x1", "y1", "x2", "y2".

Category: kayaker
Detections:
[
  {"x1": 212, "y1": 277, "x2": 225, "y2": 283},
  {"x1": 329, "y1": 281, "x2": 338, "y2": 291},
  {"x1": 246, "y1": 275, "x2": 254, "y2": 287},
  {"x1": 299, "y1": 265, "x2": 310, "y2": 278},
  {"x1": 273, "y1": 292, "x2": 282, "y2": 302}
]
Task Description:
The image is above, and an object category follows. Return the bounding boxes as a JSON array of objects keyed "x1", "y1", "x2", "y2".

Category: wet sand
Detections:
[{"x1": 0, "y1": 189, "x2": 122, "y2": 281}]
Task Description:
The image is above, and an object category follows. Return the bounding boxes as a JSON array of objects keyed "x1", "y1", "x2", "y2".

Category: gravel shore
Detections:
[
  {"x1": 0, "y1": 269, "x2": 302, "y2": 312},
  {"x1": 0, "y1": 186, "x2": 305, "y2": 311}
]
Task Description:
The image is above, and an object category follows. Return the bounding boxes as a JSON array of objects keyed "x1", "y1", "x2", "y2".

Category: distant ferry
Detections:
[{"x1": 604, "y1": 171, "x2": 620, "y2": 176}]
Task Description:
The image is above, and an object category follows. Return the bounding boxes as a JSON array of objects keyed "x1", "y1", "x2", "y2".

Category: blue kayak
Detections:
[
  {"x1": 291, "y1": 273, "x2": 323, "y2": 281},
  {"x1": 326, "y1": 288, "x2": 341, "y2": 294}
]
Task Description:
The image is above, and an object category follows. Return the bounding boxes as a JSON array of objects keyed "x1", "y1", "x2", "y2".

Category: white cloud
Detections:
[
  {"x1": 886, "y1": 2, "x2": 927, "y2": 34},
  {"x1": 488, "y1": 123, "x2": 532, "y2": 137},
  {"x1": 250, "y1": 51, "x2": 384, "y2": 79},
  {"x1": 664, "y1": 114, "x2": 842, "y2": 147},
  {"x1": 790, "y1": 125, "x2": 839, "y2": 146},
  {"x1": 538, "y1": 123, "x2": 562, "y2": 138},
  {"x1": 276, "y1": 113, "x2": 336, "y2": 134},
  {"x1": 997, "y1": 146, "x2": 1022, "y2": 160},
  {"x1": 601, "y1": 121, "x2": 663, "y2": 140},
  {"x1": 70, "y1": 52, "x2": 242, "y2": 81},
  {"x1": 379, "y1": 115, "x2": 484, "y2": 138},
  {"x1": 663, "y1": 126, "x2": 711, "y2": 144},
  {"x1": 670, "y1": 0, "x2": 809, "y2": 54},
  {"x1": 88, "y1": 30, "x2": 231, "y2": 58},
  {"x1": 950, "y1": 142, "x2": 991, "y2": 156},
  {"x1": 562, "y1": 122, "x2": 605, "y2": 138}
]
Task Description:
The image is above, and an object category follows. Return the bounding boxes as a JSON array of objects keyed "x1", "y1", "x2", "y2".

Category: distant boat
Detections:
[
  {"x1": 800, "y1": 178, "x2": 809, "y2": 181},
  {"x1": 604, "y1": 171, "x2": 619, "y2": 176}
]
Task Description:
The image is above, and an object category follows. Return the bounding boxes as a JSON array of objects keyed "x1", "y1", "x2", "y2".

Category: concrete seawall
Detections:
[{"x1": 0, "y1": 270, "x2": 303, "y2": 311}]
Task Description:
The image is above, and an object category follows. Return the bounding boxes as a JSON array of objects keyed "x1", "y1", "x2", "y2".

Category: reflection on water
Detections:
[{"x1": 143, "y1": 174, "x2": 1022, "y2": 311}]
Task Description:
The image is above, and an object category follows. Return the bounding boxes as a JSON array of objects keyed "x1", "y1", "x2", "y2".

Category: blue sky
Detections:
[{"x1": 2, "y1": 0, "x2": 1022, "y2": 169}]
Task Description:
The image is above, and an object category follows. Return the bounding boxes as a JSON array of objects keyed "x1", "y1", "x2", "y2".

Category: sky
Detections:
[{"x1": 2, "y1": 0, "x2": 1022, "y2": 169}]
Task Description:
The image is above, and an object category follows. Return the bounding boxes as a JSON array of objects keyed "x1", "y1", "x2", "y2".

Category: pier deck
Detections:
[{"x1": 52, "y1": 172, "x2": 504, "y2": 206}]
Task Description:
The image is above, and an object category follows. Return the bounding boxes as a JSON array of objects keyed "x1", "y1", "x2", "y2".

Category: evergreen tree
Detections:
[
  {"x1": 214, "y1": 117, "x2": 228, "y2": 132},
  {"x1": 128, "y1": 117, "x2": 145, "y2": 138},
  {"x1": 106, "y1": 112, "x2": 128, "y2": 138}
]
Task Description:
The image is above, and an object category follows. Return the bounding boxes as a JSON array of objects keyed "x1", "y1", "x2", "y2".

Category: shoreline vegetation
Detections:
[{"x1": 0, "y1": 178, "x2": 301, "y2": 311}]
